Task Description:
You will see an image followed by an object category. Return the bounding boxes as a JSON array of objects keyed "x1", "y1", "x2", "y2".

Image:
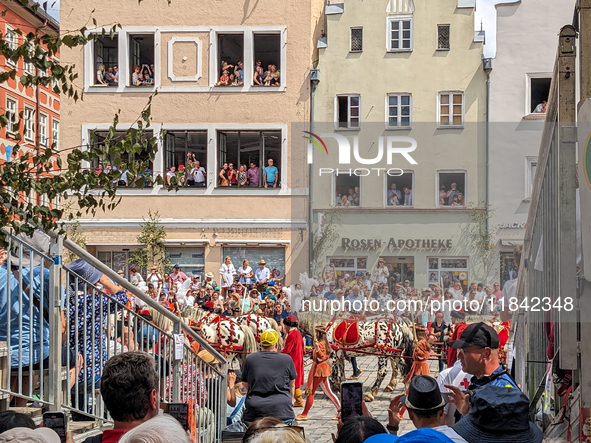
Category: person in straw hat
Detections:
[
  {"x1": 254, "y1": 259, "x2": 271, "y2": 294},
  {"x1": 242, "y1": 330, "x2": 297, "y2": 425}
]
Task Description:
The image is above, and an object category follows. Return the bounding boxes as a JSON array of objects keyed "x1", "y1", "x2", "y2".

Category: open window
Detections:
[
  {"x1": 217, "y1": 130, "x2": 281, "y2": 188},
  {"x1": 216, "y1": 33, "x2": 244, "y2": 87},
  {"x1": 5, "y1": 27, "x2": 16, "y2": 67},
  {"x1": 93, "y1": 130, "x2": 154, "y2": 186},
  {"x1": 39, "y1": 113, "x2": 48, "y2": 147},
  {"x1": 51, "y1": 119, "x2": 59, "y2": 150},
  {"x1": 5, "y1": 96, "x2": 17, "y2": 137},
  {"x1": 253, "y1": 33, "x2": 281, "y2": 87},
  {"x1": 129, "y1": 34, "x2": 155, "y2": 87},
  {"x1": 94, "y1": 35, "x2": 119, "y2": 86},
  {"x1": 165, "y1": 131, "x2": 208, "y2": 186},
  {"x1": 528, "y1": 75, "x2": 551, "y2": 114},
  {"x1": 386, "y1": 171, "x2": 413, "y2": 206},
  {"x1": 525, "y1": 157, "x2": 537, "y2": 199},
  {"x1": 336, "y1": 95, "x2": 360, "y2": 129},
  {"x1": 335, "y1": 173, "x2": 360, "y2": 207},
  {"x1": 24, "y1": 107, "x2": 34, "y2": 142},
  {"x1": 438, "y1": 171, "x2": 466, "y2": 207}
]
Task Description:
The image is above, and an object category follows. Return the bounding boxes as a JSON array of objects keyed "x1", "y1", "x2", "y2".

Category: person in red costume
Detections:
[
  {"x1": 296, "y1": 327, "x2": 340, "y2": 420},
  {"x1": 446, "y1": 310, "x2": 468, "y2": 367},
  {"x1": 281, "y1": 315, "x2": 305, "y2": 407},
  {"x1": 398, "y1": 338, "x2": 432, "y2": 420}
]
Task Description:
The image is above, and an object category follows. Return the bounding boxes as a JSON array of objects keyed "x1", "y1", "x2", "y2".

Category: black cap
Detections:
[
  {"x1": 453, "y1": 386, "x2": 542, "y2": 443},
  {"x1": 449, "y1": 322, "x2": 499, "y2": 349},
  {"x1": 450, "y1": 310, "x2": 466, "y2": 320},
  {"x1": 400, "y1": 375, "x2": 448, "y2": 412}
]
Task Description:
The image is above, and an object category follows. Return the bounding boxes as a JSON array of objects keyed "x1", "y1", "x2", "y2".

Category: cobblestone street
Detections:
[{"x1": 295, "y1": 356, "x2": 441, "y2": 442}]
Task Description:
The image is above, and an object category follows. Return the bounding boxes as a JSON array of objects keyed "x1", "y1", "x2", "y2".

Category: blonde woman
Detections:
[
  {"x1": 219, "y1": 256, "x2": 236, "y2": 297},
  {"x1": 96, "y1": 64, "x2": 108, "y2": 85},
  {"x1": 296, "y1": 327, "x2": 340, "y2": 420}
]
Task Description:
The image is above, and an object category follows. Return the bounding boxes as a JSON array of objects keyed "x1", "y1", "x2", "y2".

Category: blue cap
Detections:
[
  {"x1": 173, "y1": 264, "x2": 180, "y2": 269},
  {"x1": 356, "y1": 272, "x2": 362, "y2": 276}
]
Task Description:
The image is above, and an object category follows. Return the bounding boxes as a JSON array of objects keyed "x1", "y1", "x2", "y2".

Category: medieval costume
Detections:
[
  {"x1": 398, "y1": 338, "x2": 431, "y2": 419},
  {"x1": 281, "y1": 315, "x2": 305, "y2": 407},
  {"x1": 446, "y1": 311, "x2": 468, "y2": 367}
]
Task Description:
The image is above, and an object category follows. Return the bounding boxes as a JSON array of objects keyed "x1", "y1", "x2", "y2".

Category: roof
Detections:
[{"x1": 1, "y1": 0, "x2": 60, "y2": 34}]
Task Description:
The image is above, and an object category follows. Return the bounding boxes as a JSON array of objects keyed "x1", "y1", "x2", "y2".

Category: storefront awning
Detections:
[
  {"x1": 214, "y1": 239, "x2": 290, "y2": 246},
  {"x1": 500, "y1": 239, "x2": 524, "y2": 246}
]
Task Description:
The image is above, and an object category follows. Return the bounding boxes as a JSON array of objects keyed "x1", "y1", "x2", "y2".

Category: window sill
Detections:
[
  {"x1": 523, "y1": 113, "x2": 546, "y2": 121},
  {"x1": 385, "y1": 205, "x2": 414, "y2": 208},
  {"x1": 436, "y1": 48, "x2": 450, "y2": 51},
  {"x1": 349, "y1": 50, "x2": 363, "y2": 53},
  {"x1": 87, "y1": 86, "x2": 119, "y2": 92},
  {"x1": 334, "y1": 126, "x2": 360, "y2": 131},
  {"x1": 123, "y1": 86, "x2": 156, "y2": 93},
  {"x1": 386, "y1": 125, "x2": 412, "y2": 130},
  {"x1": 386, "y1": 49, "x2": 413, "y2": 53},
  {"x1": 437, "y1": 125, "x2": 464, "y2": 129},
  {"x1": 522, "y1": 197, "x2": 531, "y2": 203}
]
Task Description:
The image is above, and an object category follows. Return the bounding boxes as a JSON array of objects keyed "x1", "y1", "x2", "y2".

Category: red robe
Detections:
[
  {"x1": 446, "y1": 322, "x2": 468, "y2": 367},
  {"x1": 281, "y1": 329, "x2": 305, "y2": 387}
]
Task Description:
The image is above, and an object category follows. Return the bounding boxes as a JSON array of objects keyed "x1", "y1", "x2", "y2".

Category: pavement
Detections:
[{"x1": 295, "y1": 355, "x2": 442, "y2": 442}]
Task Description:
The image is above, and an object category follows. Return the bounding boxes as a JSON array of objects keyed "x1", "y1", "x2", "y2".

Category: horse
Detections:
[
  {"x1": 297, "y1": 310, "x2": 414, "y2": 402},
  {"x1": 152, "y1": 305, "x2": 257, "y2": 370},
  {"x1": 234, "y1": 313, "x2": 285, "y2": 350}
]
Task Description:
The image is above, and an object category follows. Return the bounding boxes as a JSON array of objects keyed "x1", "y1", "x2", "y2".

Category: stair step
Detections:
[{"x1": 10, "y1": 406, "x2": 43, "y2": 418}]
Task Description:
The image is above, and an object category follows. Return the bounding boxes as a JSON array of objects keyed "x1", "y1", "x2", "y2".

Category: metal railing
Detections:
[
  {"x1": 510, "y1": 25, "x2": 578, "y2": 428},
  {"x1": 0, "y1": 229, "x2": 226, "y2": 443}
]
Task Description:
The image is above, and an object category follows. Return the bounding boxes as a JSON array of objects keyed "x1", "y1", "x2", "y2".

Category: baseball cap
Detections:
[
  {"x1": 477, "y1": 282, "x2": 484, "y2": 288},
  {"x1": 449, "y1": 322, "x2": 499, "y2": 349},
  {"x1": 173, "y1": 264, "x2": 180, "y2": 269},
  {"x1": 356, "y1": 272, "x2": 362, "y2": 276},
  {"x1": 260, "y1": 330, "x2": 279, "y2": 347},
  {"x1": 0, "y1": 427, "x2": 62, "y2": 443}
]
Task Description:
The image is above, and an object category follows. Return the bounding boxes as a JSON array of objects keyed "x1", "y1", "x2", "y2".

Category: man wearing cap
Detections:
[
  {"x1": 474, "y1": 283, "x2": 486, "y2": 302},
  {"x1": 387, "y1": 375, "x2": 467, "y2": 442},
  {"x1": 445, "y1": 322, "x2": 519, "y2": 417},
  {"x1": 452, "y1": 385, "x2": 542, "y2": 443},
  {"x1": 189, "y1": 275, "x2": 202, "y2": 292},
  {"x1": 169, "y1": 264, "x2": 188, "y2": 286},
  {"x1": 242, "y1": 330, "x2": 297, "y2": 424},
  {"x1": 348, "y1": 272, "x2": 363, "y2": 289},
  {"x1": 255, "y1": 259, "x2": 270, "y2": 294},
  {"x1": 281, "y1": 315, "x2": 305, "y2": 407}
]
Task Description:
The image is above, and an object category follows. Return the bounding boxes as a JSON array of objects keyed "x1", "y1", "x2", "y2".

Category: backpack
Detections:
[{"x1": 83, "y1": 434, "x2": 103, "y2": 443}]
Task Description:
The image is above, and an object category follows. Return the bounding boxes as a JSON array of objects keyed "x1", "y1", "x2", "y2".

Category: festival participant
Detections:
[
  {"x1": 398, "y1": 339, "x2": 431, "y2": 420},
  {"x1": 430, "y1": 312, "x2": 447, "y2": 373},
  {"x1": 446, "y1": 311, "x2": 467, "y2": 367},
  {"x1": 437, "y1": 359, "x2": 472, "y2": 426},
  {"x1": 296, "y1": 327, "x2": 340, "y2": 421},
  {"x1": 281, "y1": 315, "x2": 305, "y2": 407}
]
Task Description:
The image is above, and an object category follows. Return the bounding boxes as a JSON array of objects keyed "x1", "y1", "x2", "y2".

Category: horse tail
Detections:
[
  {"x1": 240, "y1": 324, "x2": 257, "y2": 356},
  {"x1": 150, "y1": 308, "x2": 174, "y2": 333},
  {"x1": 400, "y1": 324, "x2": 415, "y2": 378},
  {"x1": 267, "y1": 317, "x2": 280, "y2": 332}
]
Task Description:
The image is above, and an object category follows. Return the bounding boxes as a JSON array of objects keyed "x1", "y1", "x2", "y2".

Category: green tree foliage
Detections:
[
  {"x1": 0, "y1": 1, "x2": 167, "y2": 243},
  {"x1": 129, "y1": 210, "x2": 170, "y2": 275},
  {"x1": 468, "y1": 202, "x2": 499, "y2": 281},
  {"x1": 312, "y1": 208, "x2": 341, "y2": 275}
]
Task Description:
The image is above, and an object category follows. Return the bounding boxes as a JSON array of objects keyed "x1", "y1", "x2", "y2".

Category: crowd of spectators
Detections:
[
  {"x1": 336, "y1": 187, "x2": 360, "y2": 207},
  {"x1": 215, "y1": 60, "x2": 280, "y2": 87}
]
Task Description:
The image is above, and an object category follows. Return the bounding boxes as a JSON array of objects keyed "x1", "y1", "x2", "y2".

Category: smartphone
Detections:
[
  {"x1": 341, "y1": 381, "x2": 363, "y2": 421},
  {"x1": 168, "y1": 402, "x2": 189, "y2": 431},
  {"x1": 43, "y1": 412, "x2": 67, "y2": 443}
]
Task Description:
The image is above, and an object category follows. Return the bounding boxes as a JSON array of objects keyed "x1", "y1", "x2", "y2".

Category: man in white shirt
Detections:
[
  {"x1": 450, "y1": 280, "x2": 464, "y2": 302},
  {"x1": 191, "y1": 161, "x2": 206, "y2": 186},
  {"x1": 387, "y1": 375, "x2": 467, "y2": 442},
  {"x1": 146, "y1": 266, "x2": 163, "y2": 292},
  {"x1": 437, "y1": 359, "x2": 472, "y2": 427},
  {"x1": 474, "y1": 283, "x2": 486, "y2": 301},
  {"x1": 254, "y1": 259, "x2": 271, "y2": 292}
]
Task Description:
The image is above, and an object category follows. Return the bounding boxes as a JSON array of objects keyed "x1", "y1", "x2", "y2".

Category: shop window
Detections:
[
  {"x1": 428, "y1": 257, "x2": 468, "y2": 292},
  {"x1": 387, "y1": 94, "x2": 411, "y2": 129},
  {"x1": 386, "y1": 172, "x2": 413, "y2": 206},
  {"x1": 500, "y1": 252, "x2": 517, "y2": 288},
  {"x1": 350, "y1": 28, "x2": 363, "y2": 52},
  {"x1": 165, "y1": 131, "x2": 207, "y2": 186},
  {"x1": 223, "y1": 247, "x2": 285, "y2": 279},
  {"x1": 528, "y1": 75, "x2": 551, "y2": 114},
  {"x1": 129, "y1": 34, "x2": 155, "y2": 86},
  {"x1": 329, "y1": 257, "x2": 367, "y2": 278},
  {"x1": 388, "y1": 16, "x2": 413, "y2": 51},
  {"x1": 166, "y1": 247, "x2": 205, "y2": 276},
  {"x1": 216, "y1": 33, "x2": 244, "y2": 87},
  {"x1": 94, "y1": 35, "x2": 119, "y2": 86},
  {"x1": 438, "y1": 92, "x2": 463, "y2": 127},
  {"x1": 438, "y1": 171, "x2": 466, "y2": 207},
  {"x1": 93, "y1": 130, "x2": 154, "y2": 186},
  {"x1": 253, "y1": 33, "x2": 281, "y2": 87},
  {"x1": 335, "y1": 173, "x2": 360, "y2": 207},
  {"x1": 437, "y1": 25, "x2": 450, "y2": 50},
  {"x1": 336, "y1": 95, "x2": 360, "y2": 129},
  {"x1": 217, "y1": 131, "x2": 281, "y2": 188}
]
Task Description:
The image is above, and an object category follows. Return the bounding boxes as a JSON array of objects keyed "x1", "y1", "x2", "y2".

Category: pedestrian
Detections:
[
  {"x1": 436, "y1": 359, "x2": 472, "y2": 427},
  {"x1": 445, "y1": 322, "x2": 519, "y2": 418},
  {"x1": 169, "y1": 264, "x2": 188, "y2": 286},
  {"x1": 281, "y1": 315, "x2": 305, "y2": 407},
  {"x1": 296, "y1": 327, "x2": 340, "y2": 421},
  {"x1": 386, "y1": 375, "x2": 467, "y2": 442},
  {"x1": 241, "y1": 330, "x2": 297, "y2": 424},
  {"x1": 452, "y1": 386, "x2": 542, "y2": 443},
  {"x1": 255, "y1": 260, "x2": 270, "y2": 294}
]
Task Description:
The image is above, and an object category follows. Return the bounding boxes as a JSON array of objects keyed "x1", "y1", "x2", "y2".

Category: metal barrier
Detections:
[
  {"x1": 0, "y1": 229, "x2": 227, "y2": 443},
  {"x1": 510, "y1": 25, "x2": 578, "y2": 429}
]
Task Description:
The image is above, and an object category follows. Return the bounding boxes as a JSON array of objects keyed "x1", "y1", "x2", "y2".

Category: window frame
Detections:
[
  {"x1": 39, "y1": 113, "x2": 48, "y2": 147},
  {"x1": 23, "y1": 41, "x2": 34, "y2": 75},
  {"x1": 51, "y1": 118, "x2": 60, "y2": 150},
  {"x1": 437, "y1": 91, "x2": 464, "y2": 128},
  {"x1": 5, "y1": 26, "x2": 17, "y2": 67},
  {"x1": 384, "y1": 170, "x2": 414, "y2": 208},
  {"x1": 328, "y1": 257, "x2": 368, "y2": 276},
  {"x1": 23, "y1": 106, "x2": 35, "y2": 142},
  {"x1": 525, "y1": 72, "x2": 552, "y2": 116},
  {"x1": 332, "y1": 171, "x2": 362, "y2": 207},
  {"x1": 525, "y1": 156, "x2": 538, "y2": 199},
  {"x1": 127, "y1": 32, "x2": 157, "y2": 88},
  {"x1": 437, "y1": 170, "x2": 467, "y2": 207},
  {"x1": 385, "y1": 93, "x2": 412, "y2": 129},
  {"x1": 350, "y1": 27, "x2": 363, "y2": 52},
  {"x1": 85, "y1": 30, "x2": 121, "y2": 91},
  {"x1": 335, "y1": 94, "x2": 361, "y2": 130},
  {"x1": 437, "y1": 24, "x2": 450, "y2": 51},
  {"x1": 387, "y1": 15, "x2": 413, "y2": 52},
  {"x1": 427, "y1": 256, "x2": 469, "y2": 289},
  {"x1": 5, "y1": 96, "x2": 17, "y2": 136}
]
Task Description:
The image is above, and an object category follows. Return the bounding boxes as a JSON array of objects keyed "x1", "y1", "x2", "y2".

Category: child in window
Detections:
[
  {"x1": 216, "y1": 70, "x2": 231, "y2": 86},
  {"x1": 132, "y1": 65, "x2": 144, "y2": 86},
  {"x1": 143, "y1": 72, "x2": 154, "y2": 85}
]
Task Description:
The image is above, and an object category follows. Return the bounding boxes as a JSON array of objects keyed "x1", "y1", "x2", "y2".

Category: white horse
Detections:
[{"x1": 234, "y1": 313, "x2": 284, "y2": 350}]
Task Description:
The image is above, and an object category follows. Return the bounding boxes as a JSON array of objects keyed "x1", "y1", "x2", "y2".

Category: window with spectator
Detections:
[
  {"x1": 129, "y1": 34, "x2": 155, "y2": 86},
  {"x1": 528, "y1": 75, "x2": 551, "y2": 114},
  {"x1": 253, "y1": 33, "x2": 281, "y2": 87},
  {"x1": 216, "y1": 34, "x2": 244, "y2": 87},
  {"x1": 165, "y1": 131, "x2": 207, "y2": 187},
  {"x1": 92, "y1": 130, "x2": 154, "y2": 187},
  {"x1": 218, "y1": 131, "x2": 281, "y2": 187},
  {"x1": 335, "y1": 174, "x2": 360, "y2": 207},
  {"x1": 94, "y1": 35, "x2": 118, "y2": 86},
  {"x1": 386, "y1": 172, "x2": 413, "y2": 207},
  {"x1": 438, "y1": 171, "x2": 466, "y2": 207}
]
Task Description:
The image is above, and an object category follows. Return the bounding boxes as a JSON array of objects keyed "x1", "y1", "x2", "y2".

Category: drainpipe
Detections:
[
  {"x1": 309, "y1": 70, "x2": 320, "y2": 276},
  {"x1": 482, "y1": 58, "x2": 493, "y2": 232}
]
